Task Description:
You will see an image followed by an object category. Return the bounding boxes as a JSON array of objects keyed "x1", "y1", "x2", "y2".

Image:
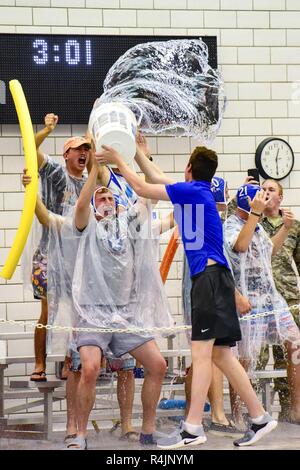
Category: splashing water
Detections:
[{"x1": 98, "y1": 38, "x2": 226, "y2": 144}]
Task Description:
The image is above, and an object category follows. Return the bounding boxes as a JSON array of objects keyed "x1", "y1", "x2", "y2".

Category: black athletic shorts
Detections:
[{"x1": 191, "y1": 264, "x2": 241, "y2": 347}]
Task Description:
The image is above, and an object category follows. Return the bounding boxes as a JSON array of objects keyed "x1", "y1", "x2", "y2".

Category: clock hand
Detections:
[{"x1": 275, "y1": 148, "x2": 279, "y2": 176}]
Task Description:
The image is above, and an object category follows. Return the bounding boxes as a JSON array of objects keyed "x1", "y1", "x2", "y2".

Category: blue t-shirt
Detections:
[{"x1": 165, "y1": 180, "x2": 229, "y2": 277}]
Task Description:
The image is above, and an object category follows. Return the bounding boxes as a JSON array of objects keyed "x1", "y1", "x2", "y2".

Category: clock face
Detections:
[{"x1": 255, "y1": 138, "x2": 294, "y2": 180}]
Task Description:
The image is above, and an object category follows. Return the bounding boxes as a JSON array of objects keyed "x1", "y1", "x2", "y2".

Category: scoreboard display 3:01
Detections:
[{"x1": 0, "y1": 34, "x2": 217, "y2": 124}]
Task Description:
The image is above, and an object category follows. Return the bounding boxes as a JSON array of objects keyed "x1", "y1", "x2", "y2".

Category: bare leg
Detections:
[
  {"x1": 184, "y1": 364, "x2": 192, "y2": 418},
  {"x1": 229, "y1": 358, "x2": 250, "y2": 428},
  {"x1": 32, "y1": 298, "x2": 48, "y2": 374},
  {"x1": 185, "y1": 340, "x2": 214, "y2": 425},
  {"x1": 209, "y1": 364, "x2": 229, "y2": 425},
  {"x1": 212, "y1": 346, "x2": 264, "y2": 419},
  {"x1": 286, "y1": 340, "x2": 300, "y2": 422},
  {"x1": 185, "y1": 362, "x2": 229, "y2": 425},
  {"x1": 77, "y1": 346, "x2": 101, "y2": 438},
  {"x1": 116, "y1": 370, "x2": 135, "y2": 435},
  {"x1": 66, "y1": 370, "x2": 81, "y2": 436},
  {"x1": 130, "y1": 340, "x2": 166, "y2": 434}
]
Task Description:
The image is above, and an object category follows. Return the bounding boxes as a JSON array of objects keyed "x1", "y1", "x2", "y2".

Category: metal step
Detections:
[
  {"x1": 0, "y1": 332, "x2": 34, "y2": 341},
  {"x1": 0, "y1": 355, "x2": 65, "y2": 365}
]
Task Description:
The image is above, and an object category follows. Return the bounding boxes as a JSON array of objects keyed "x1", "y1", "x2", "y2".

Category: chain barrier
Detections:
[{"x1": 0, "y1": 304, "x2": 299, "y2": 335}]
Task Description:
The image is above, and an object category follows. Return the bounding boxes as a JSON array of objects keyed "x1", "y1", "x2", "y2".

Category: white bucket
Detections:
[{"x1": 88, "y1": 102, "x2": 137, "y2": 166}]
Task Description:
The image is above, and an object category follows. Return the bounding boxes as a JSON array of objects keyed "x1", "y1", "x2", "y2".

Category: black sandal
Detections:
[
  {"x1": 30, "y1": 371, "x2": 47, "y2": 382},
  {"x1": 64, "y1": 433, "x2": 77, "y2": 443}
]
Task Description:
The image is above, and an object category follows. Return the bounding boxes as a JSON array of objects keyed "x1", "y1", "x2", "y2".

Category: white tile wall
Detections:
[
  {"x1": 253, "y1": 0, "x2": 285, "y2": 10},
  {"x1": 33, "y1": 8, "x2": 68, "y2": 26},
  {"x1": 103, "y1": 9, "x2": 136, "y2": 27},
  {"x1": 86, "y1": 1, "x2": 119, "y2": 7},
  {"x1": 237, "y1": 11, "x2": 270, "y2": 29},
  {"x1": 255, "y1": 65, "x2": 287, "y2": 82},
  {"x1": 221, "y1": 29, "x2": 253, "y2": 46},
  {"x1": 287, "y1": 30, "x2": 300, "y2": 46},
  {"x1": 271, "y1": 11, "x2": 300, "y2": 28},
  {"x1": 1, "y1": 2, "x2": 300, "y2": 382},
  {"x1": 139, "y1": 10, "x2": 170, "y2": 28},
  {"x1": 221, "y1": 0, "x2": 252, "y2": 10},
  {"x1": 154, "y1": 0, "x2": 185, "y2": 9},
  {"x1": 239, "y1": 83, "x2": 271, "y2": 100},
  {"x1": 17, "y1": 0, "x2": 50, "y2": 5},
  {"x1": 68, "y1": 9, "x2": 102, "y2": 27},
  {"x1": 254, "y1": 29, "x2": 286, "y2": 47},
  {"x1": 0, "y1": 7, "x2": 32, "y2": 25}
]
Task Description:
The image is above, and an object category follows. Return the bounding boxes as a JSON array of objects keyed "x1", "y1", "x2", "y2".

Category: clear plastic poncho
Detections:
[
  {"x1": 47, "y1": 199, "x2": 174, "y2": 355},
  {"x1": 224, "y1": 214, "x2": 300, "y2": 371},
  {"x1": 99, "y1": 38, "x2": 225, "y2": 144},
  {"x1": 21, "y1": 156, "x2": 86, "y2": 298}
]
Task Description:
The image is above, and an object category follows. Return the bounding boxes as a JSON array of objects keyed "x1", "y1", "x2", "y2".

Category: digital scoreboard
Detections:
[{"x1": 0, "y1": 34, "x2": 217, "y2": 124}]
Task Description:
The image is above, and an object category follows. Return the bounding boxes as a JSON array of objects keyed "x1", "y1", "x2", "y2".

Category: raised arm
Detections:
[
  {"x1": 160, "y1": 212, "x2": 175, "y2": 235},
  {"x1": 35, "y1": 113, "x2": 58, "y2": 169},
  {"x1": 85, "y1": 130, "x2": 111, "y2": 185},
  {"x1": 75, "y1": 157, "x2": 99, "y2": 231},
  {"x1": 271, "y1": 209, "x2": 294, "y2": 256},
  {"x1": 135, "y1": 133, "x2": 175, "y2": 185},
  {"x1": 22, "y1": 169, "x2": 50, "y2": 227},
  {"x1": 234, "y1": 190, "x2": 270, "y2": 252},
  {"x1": 96, "y1": 145, "x2": 170, "y2": 202}
]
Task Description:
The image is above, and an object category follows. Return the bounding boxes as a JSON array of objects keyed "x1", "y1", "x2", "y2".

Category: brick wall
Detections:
[{"x1": 1, "y1": 1, "x2": 300, "y2": 379}]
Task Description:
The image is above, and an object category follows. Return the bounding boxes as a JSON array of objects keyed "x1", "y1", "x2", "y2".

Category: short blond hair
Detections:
[{"x1": 263, "y1": 179, "x2": 283, "y2": 196}]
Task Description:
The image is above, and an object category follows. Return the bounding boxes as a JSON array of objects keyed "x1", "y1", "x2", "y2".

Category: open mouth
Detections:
[{"x1": 78, "y1": 155, "x2": 87, "y2": 166}]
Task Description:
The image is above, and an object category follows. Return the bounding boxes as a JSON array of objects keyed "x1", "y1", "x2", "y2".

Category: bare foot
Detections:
[{"x1": 61, "y1": 357, "x2": 71, "y2": 380}]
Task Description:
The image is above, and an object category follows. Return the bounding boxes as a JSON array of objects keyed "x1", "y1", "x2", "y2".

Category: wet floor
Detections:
[{"x1": 0, "y1": 422, "x2": 299, "y2": 450}]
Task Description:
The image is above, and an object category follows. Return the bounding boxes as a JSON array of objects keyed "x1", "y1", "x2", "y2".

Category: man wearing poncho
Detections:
[{"x1": 48, "y1": 154, "x2": 173, "y2": 449}]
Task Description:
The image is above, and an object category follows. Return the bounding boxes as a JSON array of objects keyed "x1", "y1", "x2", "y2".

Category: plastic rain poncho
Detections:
[
  {"x1": 21, "y1": 156, "x2": 86, "y2": 297},
  {"x1": 47, "y1": 199, "x2": 174, "y2": 355},
  {"x1": 99, "y1": 38, "x2": 225, "y2": 144},
  {"x1": 224, "y1": 214, "x2": 300, "y2": 370}
]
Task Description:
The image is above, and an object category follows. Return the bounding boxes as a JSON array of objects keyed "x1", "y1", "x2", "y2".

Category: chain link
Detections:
[{"x1": 0, "y1": 304, "x2": 299, "y2": 334}]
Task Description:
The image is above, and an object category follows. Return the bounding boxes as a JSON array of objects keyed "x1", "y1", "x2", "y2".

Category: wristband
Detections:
[{"x1": 250, "y1": 211, "x2": 261, "y2": 217}]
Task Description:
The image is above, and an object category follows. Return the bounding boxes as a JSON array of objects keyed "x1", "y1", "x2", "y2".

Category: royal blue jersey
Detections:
[{"x1": 165, "y1": 180, "x2": 229, "y2": 277}]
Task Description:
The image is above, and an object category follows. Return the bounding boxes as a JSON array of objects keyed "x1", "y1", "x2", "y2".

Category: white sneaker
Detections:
[
  {"x1": 233, "y1": 413, "x2": 277, "y2": 447},
  {"x1": 157, "y1": 422, "x2": 207, "y2": 450}
]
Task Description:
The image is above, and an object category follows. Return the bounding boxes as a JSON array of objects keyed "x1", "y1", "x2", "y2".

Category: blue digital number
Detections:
[
  {"x1": 65, "y1": 40, "x2": 80, "y2": 65},
  {"x1": 33, "y1": 39, "x2": 48, "y2": 65}
]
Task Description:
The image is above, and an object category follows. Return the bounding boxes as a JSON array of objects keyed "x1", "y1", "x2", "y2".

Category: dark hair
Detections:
[{"x1": 188, "y1": 146, "x2": 218, "y2": 181}]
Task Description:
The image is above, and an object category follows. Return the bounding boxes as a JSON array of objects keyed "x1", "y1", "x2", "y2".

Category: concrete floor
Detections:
[{"x1": 0, "y1": 422, "x2": 299, "y2": 450}]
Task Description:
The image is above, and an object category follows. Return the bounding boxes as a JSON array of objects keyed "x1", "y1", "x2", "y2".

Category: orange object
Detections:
[{"x1": 160, "y1": 226, "x2": 180, "y2": 284}]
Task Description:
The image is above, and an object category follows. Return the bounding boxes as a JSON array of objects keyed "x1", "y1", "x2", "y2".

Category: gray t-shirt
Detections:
[{"x1": 37, "y1": 155, "x2": 86, "y2": 254}]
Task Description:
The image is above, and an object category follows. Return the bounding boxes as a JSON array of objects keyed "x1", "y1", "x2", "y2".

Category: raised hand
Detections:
[
  {"x1": 281, "y1": 208, "x2": 295, "y2": 230},
  {"x1": 21, "y1": 168, "x2": 31, "y2": 188},
  {"x1": 136, "y1": 131, "x2": 151, "y2": 158},
  {"x1": 243, "y1": 175, "x2": 259, "y2": 186},
  {"x1": 248, "y1": 189, "x2": 271, "y2": 215},
  {"x1": 95, "y1": 145, "x2": 122, "y2": 166},
  {"x1": 44, "y1": 113, "x2": 58, "y2": 132}
]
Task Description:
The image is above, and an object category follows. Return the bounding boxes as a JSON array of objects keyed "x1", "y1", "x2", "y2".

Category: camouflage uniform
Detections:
[
  {"x1": 261, "y1": 217, "x2": 300, "y2": 321},
  {"x1": 225, "y1": 197, "x2": 237, "y2": 219},
  {"x1": 259, "y1": 216, "x2": 300, "y2": 418}
]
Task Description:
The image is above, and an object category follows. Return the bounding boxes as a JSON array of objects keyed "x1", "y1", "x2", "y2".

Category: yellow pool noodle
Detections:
[{"x1": 0, "y1": 80, "x2": 38, "y2": 280}]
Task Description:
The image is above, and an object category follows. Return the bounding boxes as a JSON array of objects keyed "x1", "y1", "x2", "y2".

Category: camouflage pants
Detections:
[{"x1": 257, "y1": 300, "x2": 300, "y2": 418}]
